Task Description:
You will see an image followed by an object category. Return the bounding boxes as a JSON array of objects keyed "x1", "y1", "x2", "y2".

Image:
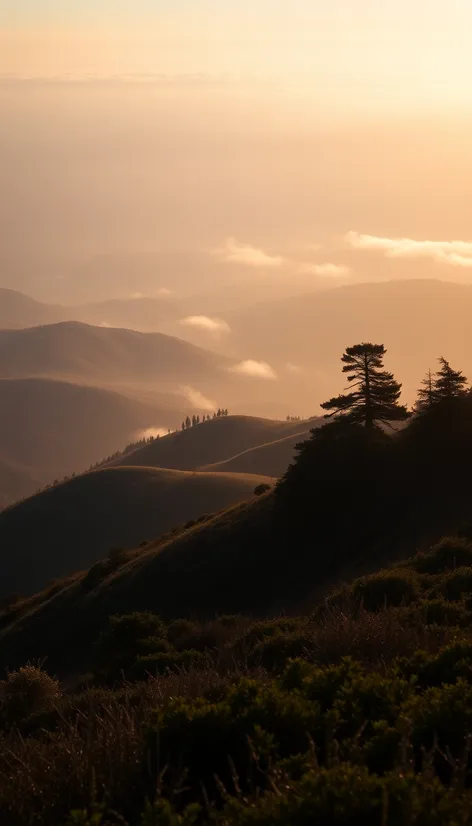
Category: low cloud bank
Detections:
[
  {"x1": 230, "y1": 360, "x2": 277, "y2": 380},
  {"x1": 181, "y1": 385, "x2": 216, "y2": 411},
  {"x1": 215, "y1": 237, "x2": 284, "y2": 268},
  {"x1": 346, "y1": 231, "x2": 472, "y2": 268},
  {"x1": 180, "y1": 315, "x2": 230, "y2": 334}
]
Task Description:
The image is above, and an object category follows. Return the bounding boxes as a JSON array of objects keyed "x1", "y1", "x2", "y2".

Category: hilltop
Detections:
[
  {"x1": 0, "y1": 465, "x2": 273, "y2": 597},
  {"x1": 111, "y1": 414, "x2": 310, "y2": 471}
]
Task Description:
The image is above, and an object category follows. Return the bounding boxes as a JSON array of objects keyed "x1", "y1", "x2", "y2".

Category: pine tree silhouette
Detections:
[
  {"x1": 415, "y1": 369, "x2": 435, "y2": 412},
  {"x1": 321, "y1": 343, "x2": 409, "y2": 429},
  {"x1": 433, "y1": 357, "x2": 468, "y2": 400}
]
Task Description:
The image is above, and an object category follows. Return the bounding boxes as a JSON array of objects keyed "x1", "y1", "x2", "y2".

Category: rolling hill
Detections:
[
  {"x1": 0, "y1": 378, "x2": 186, "y2": 506},
  {"x1": 0, "y1": 466, "x2": 273, "y2": 598},
  {"x1": 0, "y1": 289, "x2": 63, "y2": 329},
  {"x1": 200, "y1": 427, "x2": 315, "y2": 476},
  {"x1": 111, "y1": 415, "x2": 310, "y2": 471},
  {"x1": 0, "y1": 321, "x2": 227, "y2": 386}
]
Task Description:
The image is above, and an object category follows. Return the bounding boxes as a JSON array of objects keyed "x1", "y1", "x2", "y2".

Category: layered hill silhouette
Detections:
[
  {"x1": 0, "y1": 378, "x2": 186, "y2": 506},
  {"x1": 4, "y1": 395, "x2": 472, "y2": 671},
  {"x1": 0, "y1": 321, "x2": 227, "y2": 386},
  {"x1": 0, "y1": 466, "x2": 273, "y2": 598},
  {"x1": 0, "y1": 289, "x2": 63, "y2": 329},
  {"x1": 111, "y1": 415, "x2": 310, "y2": 472},
  {"x1": 0, "y1": 288, "x2": 182, "y2": 331}
]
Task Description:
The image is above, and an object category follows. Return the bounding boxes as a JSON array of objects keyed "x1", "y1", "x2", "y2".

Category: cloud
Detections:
[
  {"x1": 230, "y1": 360, "x2": 277, "y2": 380},
  {"x1": 285, "y1": 362, "x2": 306, "y2": 375},
  {"x1": 181, "y1": 385, "x2": 216, "y2": 411},
  {"x1": 180, "y1": 315, "x2": 230, "y2": 334},
  {"x1": 99, "y1": 321, "x2": 111, "y2": 327},
  {"x1": 215, "y1": 237, "x2": 284, "y2": 268},
  {"x1": 346, "y1": 231, "x2": 472, "y2": 268},
  {"x1": 299, "y1": 262, "x2": 351, "y2": 277}
]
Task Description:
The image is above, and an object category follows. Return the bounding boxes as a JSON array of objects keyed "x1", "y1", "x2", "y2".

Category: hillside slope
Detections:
[
  {"x1": 200, "y1": 427, "x2": 315, "y2": 476},
  {"x1": 112, "y1": 415, "x2": 309, "y2": 471},
  {"x1": 0, "y1": 466, "x2": 273, "y2": 598},
  {"x1": 0, "y1": 378, "x2": 185, "y2": 506}
]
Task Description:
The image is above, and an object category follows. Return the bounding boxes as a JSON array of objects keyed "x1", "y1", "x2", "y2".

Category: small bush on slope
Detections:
[{"x1": 0, "y1": 665, "x2": 61, "y2": 724}]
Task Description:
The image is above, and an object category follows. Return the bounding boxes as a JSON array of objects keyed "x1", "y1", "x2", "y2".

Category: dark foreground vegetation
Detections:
[{"x1": 3, "y1": 344, "x2": 472, "y2": 823}]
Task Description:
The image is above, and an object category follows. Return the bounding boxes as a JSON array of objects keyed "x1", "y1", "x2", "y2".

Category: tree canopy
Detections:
[{"x1": 321, "y1": 343, "x2": 409, "y2": 429}]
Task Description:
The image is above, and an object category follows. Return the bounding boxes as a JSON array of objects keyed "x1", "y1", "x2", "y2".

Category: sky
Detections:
[{"x1": 2, "y1": 1, "x2": 472, "y2": 111}]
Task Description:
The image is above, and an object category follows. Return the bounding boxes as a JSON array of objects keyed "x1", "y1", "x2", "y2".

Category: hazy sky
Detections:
[
  {"x1": 2, "y1": 1, "x2": 472, "y2": 111},
  {"x1": 2, "y1": 1, "x2": 472, "y2": 306}
]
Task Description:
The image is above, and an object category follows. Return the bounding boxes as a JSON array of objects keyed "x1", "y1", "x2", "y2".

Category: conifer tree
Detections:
[
  {"x1": 185, "y1": 416, "x2": 191, "y2": 429},
  {"x1": 433, "y1": 357, "x2": 468, "y2": 400},
  {"x1": 415, "y1": 369, "x2": 435, "y2": 412},
  {"x1": 321, "y1": 343, "x2": 408, "y2": 429}
]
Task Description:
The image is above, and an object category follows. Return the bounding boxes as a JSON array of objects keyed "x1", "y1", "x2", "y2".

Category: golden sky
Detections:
[{"x1": 2, "y1": 1, "x2": 472, "y2": 112}]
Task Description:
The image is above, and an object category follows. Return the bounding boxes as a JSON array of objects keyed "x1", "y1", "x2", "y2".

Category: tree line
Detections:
[
  {"x1": 180, "y1": 408, "x2": 229, "y2": 430},
  {"x1": 321, "y1": 342, "x2": 468, "y2": 429}
]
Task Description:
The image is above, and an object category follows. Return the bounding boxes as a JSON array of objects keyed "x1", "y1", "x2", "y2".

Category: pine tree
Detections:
[
  {"x1": 185, "y1": 416, "x2": 191, "y2": 429},
  {"x1": 196, "y1": 415, "x2": 200, "y2": 424},
  {"x1": 321, "y1": 343, "x2": 408, "y2": 429},
  {"x1": 433, "y1": 357, "x2": 468, "y2": 400},
  {"x1": 415, "y1": 369, "x2": 435, "y2": 412}
]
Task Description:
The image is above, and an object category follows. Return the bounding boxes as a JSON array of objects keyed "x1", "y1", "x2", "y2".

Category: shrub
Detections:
[
  {"x1": 401, "y1": 641, "x2": 472, "y2": 689},
  {"x1": 148, "y1": 678, "x2": 322, "y2": 802},
  {"x1": 418, "y1": 598, "x2": 471, "y2": 627},
  {"x1": 0, "y1": 665, "x2": 61, "y2": 724},
  {"x1": 351, "y1": 569, "x2": 420, "y2": 611},
  {"x1": 133, "y1": 649, "x2": 208, "y2": 679},
  {"x1": 254, "y1": 483, "x2": 271, "y2": 496},
  {"x1": 249, "y1": 631, "x2": 316, "y2": 672},
  {"x1": 411, "y1": 537, "x2": 472, "y2": 574},
  {"x1": 434, "y1": 567, "x2": 472, "y2": 601},
  {"x1": 220, "y1": 764, "x2": 472, "y2": 826}
]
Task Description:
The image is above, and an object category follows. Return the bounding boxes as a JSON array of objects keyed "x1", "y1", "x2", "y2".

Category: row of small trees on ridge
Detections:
[{"x1": 180, "y1": 408, "x2": 229, "y2": 430}]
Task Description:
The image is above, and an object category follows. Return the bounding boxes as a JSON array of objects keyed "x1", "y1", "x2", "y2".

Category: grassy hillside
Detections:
[
  {"x1": 3, "y1": 396, "x2": 472, "y2": 673},
  {"x1": 5, "y1": 536, "x2": 472, "y2": 823},
  {"x1": 201, "y1": 426, "x2": 315, "y2": 476},
  {"x1": 113, "y1": 415, "x2": 309, "y2": 471},
  {"x1": 0, "y1": 378, "x2": 186, "y2": 506},
  {"x1": 0, "y1": 466, "x2": 273, "y2": 598}
]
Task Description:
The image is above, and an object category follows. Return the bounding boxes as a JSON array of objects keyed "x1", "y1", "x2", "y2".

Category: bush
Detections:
[
  {"x1": 434, "y1": 567, "x2": 472, "y2": 601},
  {"x1": 133, "y1": 649, "x2": 208, "y2": 679},
  {"x1": 0, "y1": 665, "x2": 61, "y2": 724},
  {"x1": 401, "y1": 641, "x2": 472, "y2": 689},
  {"x1": 254, "y1": 483, "x2": 271, "y2": 496},
  {"x1": 411, "y1": 537, "x2": 472, "y2": 574},
  {"x1": 249, "y1": 631, "x2": 316, "y2": 672},
  {"x1": 221, "y1": 764, "x2": 472, "y2": 826},
  {"x1": 148, "y1": 678, "x2": 322, "y2": 802},
  {"x1": 418, "y1": 598, "x2": 471, "y2": 627},
  {"x1": 351, "y1": 569, "x2": 421, "y2": 611}
]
